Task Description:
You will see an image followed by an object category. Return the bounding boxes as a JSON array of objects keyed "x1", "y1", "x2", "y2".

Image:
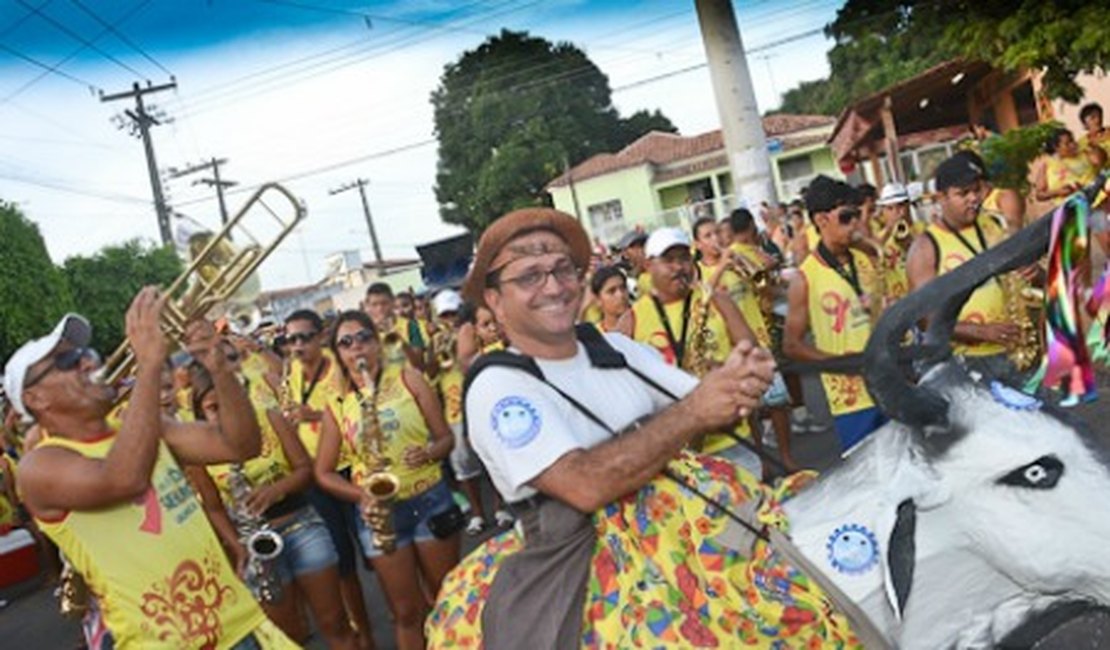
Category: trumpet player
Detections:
[
  {"x1": 870, "y1": 182, "x2": 915, "y2": 305},
  {"x1": 282, "y1": 309, "x2": 376, "y2": 649},
  {"x1": 617, "y1": 228, "x2": 764, "y2": 469},
  {"x1": 363, "y1": 282, "x2": 429, "y2": 371},
  {"x1": 188, "y1": 357, "x2": 357, "y2": 649},
  {"x1": 315, "y1": 310, "x2": 459, "y2": 650},
  {"x1": 4, "y1": 289, "x2": 298, "y2": 648}
]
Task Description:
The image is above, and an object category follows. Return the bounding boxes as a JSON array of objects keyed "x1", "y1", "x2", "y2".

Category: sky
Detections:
[{"x1": 0, "y1": 0, "x2": 842, "y2": 291}]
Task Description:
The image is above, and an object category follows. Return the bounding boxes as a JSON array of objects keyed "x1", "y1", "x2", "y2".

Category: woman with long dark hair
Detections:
[{"x1": 315, "y1": 310, "x2": 459, "y2": 650}]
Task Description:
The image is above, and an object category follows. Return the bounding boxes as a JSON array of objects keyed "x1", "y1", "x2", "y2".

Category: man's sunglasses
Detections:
[
  {"x1": 336, "y1": 329, "x2": 375, "y2": 349},
  {"x1": 24, "y1": 347, "x2": 93, "y2": 389},
  {"x1": 836, "y1": 207, "x2": 862, "y2": 225},
  {"x1": 286, "y1": 331, "x2": 318, "y2": 345}
]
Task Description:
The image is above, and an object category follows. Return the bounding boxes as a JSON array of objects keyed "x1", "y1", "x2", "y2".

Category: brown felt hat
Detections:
[{"x1": 462, "y1": 207, "x2": 591, "y2": 305}]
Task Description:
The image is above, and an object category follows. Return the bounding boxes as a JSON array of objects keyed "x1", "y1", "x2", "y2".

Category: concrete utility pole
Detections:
[
  {"x1": 329, "y1": 178, "x2": 385, "y2": 276},
  {"x1": 167, "y1": 157, "x2": 238, "y2": 225},
  {"x1": 100, "y1": 80, "x2": 177, "y2": 245},
  {"x1": 694, "y1": 0, "x2": 777, "y2": 219}
]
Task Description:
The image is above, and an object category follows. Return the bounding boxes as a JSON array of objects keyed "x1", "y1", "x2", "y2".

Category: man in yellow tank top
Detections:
[
  {"x1": 3, "y1": 289, "x2": 295, "y2": 649},
  {"x1": 907, "y1": 152, "x2": 1020, "y2": 369},
  {"x1": 364, "y1": 282, "x2": 430, "y2": 371},
  {"x1": 784, "y1": 176, "x2": 886, "y2": 451},
  {"x1": 617, "y1": 227, "x2": 760, "y2": 463}
]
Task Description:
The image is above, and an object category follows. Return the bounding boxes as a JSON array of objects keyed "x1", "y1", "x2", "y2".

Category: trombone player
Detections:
[{"x1": 5, "y1": 288, "x2": 296, "y2": 648}]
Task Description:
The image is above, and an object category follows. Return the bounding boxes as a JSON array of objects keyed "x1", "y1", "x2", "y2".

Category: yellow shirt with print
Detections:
[
  {"x1": 288, "y1": 351, "x2": 351, "y2": 469},
  {"x1": 799, "y1": 250, "x2": 876, "y2": 416},
  {"x1": 698, "y1": 257, "x2": 771, "y2": 348},
  {"x1": 924, "y1": 216, "x2": 1008, "y2": 357},
  {"x1": 35, "y1": 435, "x2": 276, "y2": 649},
  {"x1": 333, "y1": 363, "x2": 442, "y2": 501},
  {"x1": 206, "y1": 396, "x2": 293, "y2": 507}
]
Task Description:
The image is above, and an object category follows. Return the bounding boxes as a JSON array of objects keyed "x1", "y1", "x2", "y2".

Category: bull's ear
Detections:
[{"x1": 884, "y1": 499, "x2": 916, "y2": 619}]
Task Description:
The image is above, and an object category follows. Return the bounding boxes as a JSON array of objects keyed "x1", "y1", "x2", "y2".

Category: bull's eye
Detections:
[{"x1": 997, "y1": 455, "x2": 1064, "y2": 489}]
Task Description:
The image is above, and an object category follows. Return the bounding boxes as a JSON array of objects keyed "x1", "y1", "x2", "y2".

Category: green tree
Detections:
[
  {"x1": 0, "y1": 201, "x2": 74, "y2": 363},
  {"x1": 432, "y1": 30, "x2": 676, "y2": 233},
  {"x1": 62, "y1": 240, "x2": 182, "y2": 355}
]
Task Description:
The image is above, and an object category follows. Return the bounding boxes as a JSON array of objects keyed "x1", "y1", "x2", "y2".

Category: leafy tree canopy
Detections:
[
  {"x1": 432, "y1": 30, "x2": 676, "y2": 233},
  {"x1": 778, "y1": 1, "x2": 1110, "y2": 115},
  {"x1": 0, "y1": 201, "x2": 74, "y2": 363},
  {"x1": 62, "y1": 240, "x2": 182, "y2": 355}
]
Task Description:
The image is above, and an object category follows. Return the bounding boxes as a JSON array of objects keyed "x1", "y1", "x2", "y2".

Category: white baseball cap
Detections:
[
  {"x1": 3, "y1": 314, "x2": 91, "y2": 418},
  {"x1": 876, "y1": 182, "x2": 910, "y2": 206},
  {"x1": 432, "y1": 289, "x2": 463, "y2": 317},
  {"x1": 644, "y1": 227, "x2": 691, "y2": 258}
]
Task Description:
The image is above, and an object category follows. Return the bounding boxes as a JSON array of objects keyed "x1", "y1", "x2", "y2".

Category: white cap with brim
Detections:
[
  {"x1": 3, "y1": 314, "x2": 91, "y2": 419},
  {"x1": 432, "y1": 289, "x2": 463, "y2": 317},
  {"x1": 644, "y1": 227, "x2": 691, "y2": 258},
  {"x1": 876, "y1": 182, "x2": 910, "y2": 206}
]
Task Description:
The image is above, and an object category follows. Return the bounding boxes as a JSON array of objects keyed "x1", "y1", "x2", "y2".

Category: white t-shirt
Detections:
[{"x1": 465, "y1": 332, "x2": 697, "y2": 503}]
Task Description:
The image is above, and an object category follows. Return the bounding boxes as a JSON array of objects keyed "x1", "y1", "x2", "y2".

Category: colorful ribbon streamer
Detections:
[{"x1": 1031, "y1": 194, "x2": 1098, "y2": 404}]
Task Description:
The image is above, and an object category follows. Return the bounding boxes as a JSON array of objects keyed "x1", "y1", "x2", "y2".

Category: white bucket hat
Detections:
[
  {"x1": 3, "y1": 314, "x2": 91, "y2": 418},
  {"x1": 876, "y1": 182, "x2": 910, "y2": 206}
]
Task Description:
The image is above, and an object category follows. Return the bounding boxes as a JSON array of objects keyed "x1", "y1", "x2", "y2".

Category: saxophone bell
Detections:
[{"x1": 246, "y1": 528, "x2": 284, "y2": 561}]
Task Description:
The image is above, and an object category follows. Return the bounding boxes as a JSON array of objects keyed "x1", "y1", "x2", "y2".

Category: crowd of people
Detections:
[{"x1": 1, "y1": 112, "x2": 1108, "y2": 648}]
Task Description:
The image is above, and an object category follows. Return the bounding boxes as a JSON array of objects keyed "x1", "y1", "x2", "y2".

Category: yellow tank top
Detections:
[
  {"x1": 35, "y1": 435, "x2": 266, "y2": 649},
  {"x1": 805, "y1": 223, "x2": 819, "y2": 250},
  {"x1": 629, "y1": 287, "x2": 748, "y2": 450},
  {"x1": 799, "y1": 250, "x2": 875, "y2": 416},
  {"x1": 1044, "y1": 154, "x2": 1096, "y2": 194},
  {"x1": 206, "y1": 405, "x2": 292, "y2": 507},
  {"x1": 698, "y1": 259, "x2": 771, "y2": 348},
  {"x1": 175, "y1": 387, "x2": 195, "y2": 423},
  {"x1": 0, "y1": 453, "x2": 16, "y2": 529},
  {"x1": 925, "y1": 217, "x2": 1007, "y2": 356},
  {"x1": 878, "y1": 238, "x2": 910, "y2": 305},
  {"x1": 438, "y1": 366, "x2": 464, "y2": 427},
  {"x1": 581, "y1": 303, "x2": 602, "y2": 325},
  {"x1": 335, "y1": 363, "x2": 442, "y2": 501},
  {"x1": 635, "y1": 271, "x2": 653, "y2": 298},
  {"x1": 288, "y1": 351, "x2": 349, "y2": 468}
]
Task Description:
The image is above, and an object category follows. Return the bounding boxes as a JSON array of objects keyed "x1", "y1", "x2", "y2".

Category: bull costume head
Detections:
[{"x1": 783, "y1": 209, "x2": 1110, "y2": 648}]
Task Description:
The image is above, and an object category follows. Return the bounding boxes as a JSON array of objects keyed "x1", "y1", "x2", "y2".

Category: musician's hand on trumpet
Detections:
[{"x1": 184, "y1": 318, "x2": 225, "y2": 372}]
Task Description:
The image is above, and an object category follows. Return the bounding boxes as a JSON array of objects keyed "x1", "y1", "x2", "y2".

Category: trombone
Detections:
[{"x1": 101, "y1": 183, "x2": 306, "y2": 389}]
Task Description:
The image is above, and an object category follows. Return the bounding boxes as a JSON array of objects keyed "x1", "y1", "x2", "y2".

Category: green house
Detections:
[{"x1": 546, "y1": 114, "x2": 842, "y2": 246}]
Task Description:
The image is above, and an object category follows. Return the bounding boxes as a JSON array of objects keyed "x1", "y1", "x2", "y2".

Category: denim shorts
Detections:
[
  {"x1": 356, "y1": 480, "x2": 455, "y2": 559},
  {"x1": 307, "y1": 478, "x2": 361, "y2": 576},
  {"x1": 270, "y1": 506, "x2": 338, "y2": 583}
]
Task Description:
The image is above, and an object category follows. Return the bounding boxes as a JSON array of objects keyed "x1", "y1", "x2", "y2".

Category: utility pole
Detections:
[
  {"x1": 329, "y1": 178, "x2": 385, "y2": 276},
  {"x1": 167, "y1": 157, "x2": 238, "y2": 225},
  {"x1": 694, "y1": 0, "x2": 776, "y2": 222},
  {"x1": 101, "y1": 80, "x2": 177, "y2": 245}
]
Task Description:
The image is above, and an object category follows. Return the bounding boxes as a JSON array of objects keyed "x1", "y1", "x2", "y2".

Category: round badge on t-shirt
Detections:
[{"x1": 490, "y1": 396, "x2": 542, "y2": 449}]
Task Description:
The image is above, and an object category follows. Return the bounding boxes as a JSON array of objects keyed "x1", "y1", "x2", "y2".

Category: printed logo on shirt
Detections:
[{"x1": 490, "y1": 396, "x2": 542, "y2": 449}]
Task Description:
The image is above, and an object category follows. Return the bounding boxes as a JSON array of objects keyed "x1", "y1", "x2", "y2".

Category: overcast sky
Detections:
[{"x1": 0, "y1": 0, "x2": 840, "y2": 290}]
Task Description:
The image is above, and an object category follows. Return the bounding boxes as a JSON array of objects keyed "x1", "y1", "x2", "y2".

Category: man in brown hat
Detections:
[{"x1": 454, "y1": 207, "x2": 775, "y2": 648}]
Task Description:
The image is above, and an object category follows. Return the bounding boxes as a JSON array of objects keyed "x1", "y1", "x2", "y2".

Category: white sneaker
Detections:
[
  {"x1": 494, "y1": 509, "x2": 515, "y2": 528},
  {"x1": 465, "y1": 516, "x2": 485, "y2": 536}
]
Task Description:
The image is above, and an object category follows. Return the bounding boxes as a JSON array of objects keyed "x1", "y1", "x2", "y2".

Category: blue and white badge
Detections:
[
  {"x1": 827, "y1": 523, "x2": 879, "y2": 575},
  {"x1": 990, "y1": 380, "x2": 1042, "y2": 411},
  {"x1": 490, "y1": 396, "x2": 542, "y2": 449}
]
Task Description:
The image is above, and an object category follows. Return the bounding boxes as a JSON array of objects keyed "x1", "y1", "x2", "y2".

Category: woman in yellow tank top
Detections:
[
  {"x1": 588, "y1": 265, "x2": 631, "y2": 333},
  {"x1": 189, "y1": 356, "x2": 357, "y2": 649},
  {"x1": 1036, "y1": 128, "x2": 1099, "y2": 203},
  {"x1": 316, "y1": 310, "x2": 459, "y2": 650}
]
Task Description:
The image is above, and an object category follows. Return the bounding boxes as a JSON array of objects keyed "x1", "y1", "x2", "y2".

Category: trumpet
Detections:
[
  {"x1": 356, "y1": 358, "x2": 401, "y2": 553},
  {"x1": 892, "y1": 219, "x2": 912, "y2": 242},
  {"x1": 432, "y1": 327, "x2": 457, "y2": 371},
  {"x1": 100, "y1": 183, "x2": 306, "y2": 391}
]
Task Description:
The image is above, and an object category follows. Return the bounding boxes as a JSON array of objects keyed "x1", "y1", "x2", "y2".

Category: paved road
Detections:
[{"x1": 3, "y1": 386, "x2": 1110, "y2": 648}]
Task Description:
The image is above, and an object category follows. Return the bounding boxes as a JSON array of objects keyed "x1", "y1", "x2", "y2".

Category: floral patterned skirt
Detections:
[{"x1": 427, "y1": 451, "x2": 861, "y2": 648}]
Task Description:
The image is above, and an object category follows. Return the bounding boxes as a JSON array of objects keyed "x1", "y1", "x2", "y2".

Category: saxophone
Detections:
[
  {"x1": 999, "y1": 270, "x2": 1044, "y2": 371},
  {"x1": 277, "y1": 356, "x2": 294, "y2": 418},
  {"x1": 432, "y1": 327, "x2": 457, "y2": 373},
  {"x1": 683, "y1": 267, "x2": 726, "y2": 378},
  {"x1": 57, "y1": 555, "x2": 89, "y2": 617},
  {"x1": 355, "y1": 358, "x2": 401, "y2": 553},
  {"x1": 227, "y1": 463, "x2": 284, "y2": 603}
]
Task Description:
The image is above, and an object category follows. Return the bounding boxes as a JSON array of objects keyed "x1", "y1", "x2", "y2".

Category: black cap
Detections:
[
  {"x1": 616, "y1": 230, "x2": 648, "y2": 251},
  {"x1": 804, "y1": 174, "x2": 855, "y2": 214},
  {"x1": 934, "y1": 151, "x2": 986, "y2": 192}
]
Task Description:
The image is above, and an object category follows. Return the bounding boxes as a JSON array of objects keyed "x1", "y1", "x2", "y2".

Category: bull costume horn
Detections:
[{"x1": 864, "y1": 176, "x2": 1106, "y2": 431}]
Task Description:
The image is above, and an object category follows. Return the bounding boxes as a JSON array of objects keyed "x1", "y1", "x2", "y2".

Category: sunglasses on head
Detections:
[
  {"x1": 836, "y1": 207, "x2": 861, "y2": 225},
  {"x1": 336, "y1": 329, "x2": 375, "y2": 349},
  {"x1": 285, "y1": 330, "x2": 318, "y2": 345},
  {"x1": 24, "y1": 346, "x2": 93, "y2": 389}
]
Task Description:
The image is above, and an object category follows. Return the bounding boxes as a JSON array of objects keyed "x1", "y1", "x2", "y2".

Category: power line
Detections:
[
  {"x1": 14, "y1": 0, "x2": 147, "y2": 79},
  {"x1": 0, "y1": 170, "x2": 149, "y2": 205},
  {"x1": 0, "y1": 42, "x2": 99, "y2": 91},
  {"x1": 68, "y1": 0, "x2": 171, "y2": 77}
]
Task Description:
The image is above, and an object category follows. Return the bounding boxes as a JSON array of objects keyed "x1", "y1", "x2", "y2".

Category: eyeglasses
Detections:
[
  {"x1": 23, "y1": 347, "x2": 92, "y2": 389},
  {"x1": 285, "y1": 330, "x2": 318, "y2": 345},
  {"x1": 493, "y1": 259, "x2": 581, "y2": 291},
  {"x1": 836, "y1": 207, "x2": 862, "y2": 225},
  {"x1": 224, "y1": 350, "x2": 241, "y2": 363},
  {"x1": 336, "y1": 329, "x2": 375, "y2": 349}
]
